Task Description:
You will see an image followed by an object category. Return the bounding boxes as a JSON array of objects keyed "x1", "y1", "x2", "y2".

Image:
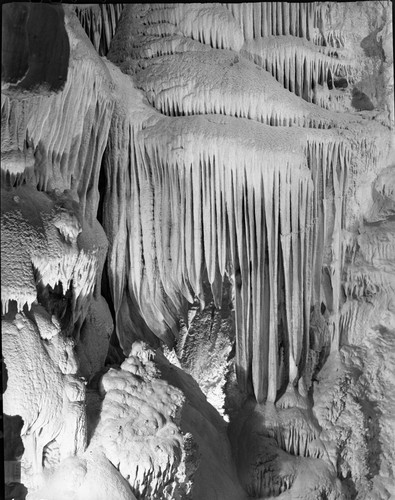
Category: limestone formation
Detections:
[{"x1": 1, "y1": 2, "x2": 394, "y2": 499}]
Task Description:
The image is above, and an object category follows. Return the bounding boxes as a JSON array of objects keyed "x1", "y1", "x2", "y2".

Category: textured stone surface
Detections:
[{"x1": 1, "y1": 2, "x2": 394, "y2": 499}]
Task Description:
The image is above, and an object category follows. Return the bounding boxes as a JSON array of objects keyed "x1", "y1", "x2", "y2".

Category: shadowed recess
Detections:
[{"x1": 2, "y1": 3, "x2": 70, "y2": 94}]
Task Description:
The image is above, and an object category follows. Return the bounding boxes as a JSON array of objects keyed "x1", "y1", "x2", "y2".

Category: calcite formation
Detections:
[
  {"x1": 1, "y1": 2, "x2": 394, "y2": 500},
  {"x1": 91, "y1": 343, "x2": 196, "y2": 499},
  {"x1": 3, "y1": 307, "x2": 86, "y2": 489}
]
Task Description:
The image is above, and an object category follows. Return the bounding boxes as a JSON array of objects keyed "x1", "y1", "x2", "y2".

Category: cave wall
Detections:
[{"x1": 1, "y1": 2, "x2": 394, "y2": 500}]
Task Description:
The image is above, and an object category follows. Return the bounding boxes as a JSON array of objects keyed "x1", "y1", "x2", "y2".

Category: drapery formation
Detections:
[
  {"x1": 2, "y1": 2, "x2": 388, "y2": 406},
  {"x1": 104, "y1": 103, "x2": 353, "y2": 401},
  {"x1": 101, "y1": 2, "x2": 379, "y2": 403},
  {"x1": 2, "y1": 3, "x2": 393, "y2": 497}
]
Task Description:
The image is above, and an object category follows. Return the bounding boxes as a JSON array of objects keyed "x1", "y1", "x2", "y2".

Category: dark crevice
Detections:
[
  {"x1": 32, "y1": 266, "x2": 74, "y2": 335},
  {"x1": 96, "y1": 147, "x2": 116, "y2": 327},
  {"x1": 96, "y1": 153, "x2": 107, "y2": 227},
  {"x1": 75, "y1": 4, "x2": 125, "y2": 57},
  {"x1": 334, "y1": 77, "x2": 348, "y2": 89},
  {"x1": 101, "y1": 259, "x2": 116, "y2": 325}
]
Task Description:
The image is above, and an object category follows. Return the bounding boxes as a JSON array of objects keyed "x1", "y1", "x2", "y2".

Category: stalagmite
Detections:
[{"x1": 89, "y1": 344, "x2": 194, "y2": 499}]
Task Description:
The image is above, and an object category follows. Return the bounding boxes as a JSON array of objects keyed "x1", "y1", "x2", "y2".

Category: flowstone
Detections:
[{"x1": 1, "y1": 2, "x2": 394, "y2": 499}]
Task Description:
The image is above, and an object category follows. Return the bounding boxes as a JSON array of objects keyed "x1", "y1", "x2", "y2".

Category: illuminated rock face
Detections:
[
  {"x1": 3, "y1": 309, "x2": 86, "y2": 490},
  {"x1": 90, "y1": 343, "x2": 196, "y2": 500},
  {"x1": 1, "y1": 2, "x2": 394, "y2": 500}
]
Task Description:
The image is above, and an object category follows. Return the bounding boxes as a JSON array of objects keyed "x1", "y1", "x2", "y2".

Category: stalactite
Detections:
[
  {"x1": 223, "y1": 2, "x2": 322, "y2": 41},
  {"x1": 304, "y1": 136, "x2": 351, "y2": 353},
  {"x1": 75, "y1": 4, "x2": 125, "y2": 56},
  {"x1": 103, "y1": 109, "x2": 358, "y2": 402},
  {"x1": 102, "y1": 3, "x2": 391, "y2": 405},
  {"x1": 104, "y1": 21, "x2": 388, "y2": 398},
  {"x1": 1, "y1": 58, "x2": 114, "y2": 223},
  {"x1": 242, "y1": 35, "x2": 353, "y2": 103},
  {"x1": 4, "y1": 4, "x2": 394, "y2": 499},
  {"x1": 178, "y1": 4, "x2": 244, "y2": 51},
  {"x1": 133, "y1": 50, "x2": 358, "y2": 131},
  {"x1": 124, "y1": 3, "x2": 244, "y2": 53},
  {"x1": 1, "y1": 185, "x2": 99, "y2": 317},
  {"x1": 128, "y1": 35, "x2": 211, "y2": 60}
]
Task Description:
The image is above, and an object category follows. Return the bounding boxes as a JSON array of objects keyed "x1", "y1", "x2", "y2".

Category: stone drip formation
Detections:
[{"x1": 1, "y1": 2, "x2": 394, "y2": 500}]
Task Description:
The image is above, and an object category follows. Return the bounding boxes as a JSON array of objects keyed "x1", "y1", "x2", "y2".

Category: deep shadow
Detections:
[
  {"x1": 2, "y1": 358, "x2": 27, "y2": 499},
  {"x1": 1, "y1": 3, "x2": 29, "y2": 83},
  {"x1": 351, "y1": 87, "x2": 374, "y2": 111},
  {"x1": 360, "y1": 28, "x2": 385, "y2": 59},
  {"x1": 2, "y1": 3, "x2": 69, "y2": 93}
]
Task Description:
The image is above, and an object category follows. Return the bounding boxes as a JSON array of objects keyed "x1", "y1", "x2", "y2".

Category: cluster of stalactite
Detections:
[
  {"x1": 75, "y1": 4, "x2": 125, "y2": 56},
  {"x1": 1, "y1": 53, "x2": 114, "y2": 224},
  {"x1": 242, "y1": 35, "x2": 353, "y2": 104},
  {"x1": 222, "y1": 2, "x2": 322, "y2": 41},
  {"x1": 104, "y1": 114, "x2": 353, "y2": 402},
  {"x1": 100, "y1": 3, "x2": 387, "y2": 403}
]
